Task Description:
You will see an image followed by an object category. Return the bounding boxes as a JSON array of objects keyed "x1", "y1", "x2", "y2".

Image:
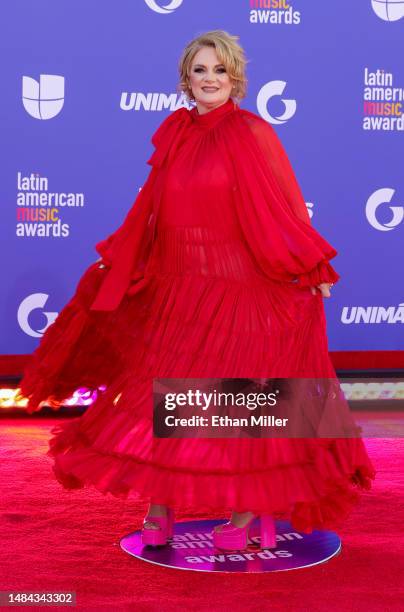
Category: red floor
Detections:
[{"x1": 1, "y1": 418, "x2": 403, "y2": 611}]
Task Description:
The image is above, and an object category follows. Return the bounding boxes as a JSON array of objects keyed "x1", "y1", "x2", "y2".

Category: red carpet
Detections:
[{"x1": 1, "y1": 418, "x2": 403, "y2": 611}]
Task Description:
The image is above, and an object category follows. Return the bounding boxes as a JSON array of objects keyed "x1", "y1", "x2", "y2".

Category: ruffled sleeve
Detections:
[
  {"x1": 246, "y1": 117, "x2": 340, "y2": 287},
  {"x1": 295, "y1": 260, "x2": 340, "y2": 287},
  {"x1": 227, "y1": 110, "x2": 340, "y2": 288}
]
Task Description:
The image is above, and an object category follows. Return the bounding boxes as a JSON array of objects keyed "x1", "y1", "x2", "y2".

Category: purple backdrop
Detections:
[{"x1": 2, "y1": 0, "x2": 403, "y2": 355}]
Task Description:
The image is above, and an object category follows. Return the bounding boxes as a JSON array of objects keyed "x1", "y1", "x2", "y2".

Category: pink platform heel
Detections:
[
  {"x1": 213, "y1": 514, "x2": 277, "y2": 551},
  {"x1": 141, "y1": 508, "x2": 175, "y2": 546}
]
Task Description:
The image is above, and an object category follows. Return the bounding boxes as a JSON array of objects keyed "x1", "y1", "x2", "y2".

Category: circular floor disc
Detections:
[{"x1": 120, "y1": 518, "x2": 341, "y2": 573}]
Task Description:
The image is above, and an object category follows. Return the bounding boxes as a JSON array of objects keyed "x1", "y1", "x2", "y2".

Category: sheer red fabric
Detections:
[
  {"x1": 17, "y1": 98, "x2": 375, "y2": 533},
  {"x1": 90, "y1": 98, "x2": 339, "y2": 312}
]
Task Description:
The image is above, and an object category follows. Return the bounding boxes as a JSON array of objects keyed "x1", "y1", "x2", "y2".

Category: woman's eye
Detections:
[{"x1": 193, "y1": 67, "x2": 226, "y2": 73}]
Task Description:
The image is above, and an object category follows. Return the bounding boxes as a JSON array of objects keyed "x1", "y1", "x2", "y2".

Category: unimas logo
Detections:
[
  {"x1": 144, "y1": 0, "x2": 183, "y2": 13},
  {"x1": 256, "y1": 81, "x2": 297, "y2": 124},
  {"x1": 22, "y1": 74, "x2": 65, "y2": 120},
  {"x1": 249, "y1": 0, "x2": 301, "y2": 25},
  {"x1": 342, "y1": 303, "x2": 404, "y2": 324},
  {"x1": 120, "y1": 92, "x2": 190, "y2": 111},
  {"x1": 365, "y1": 188, "x2": 404, "y2": 231},
  {"x1": 371, "y1": 0, "x2": 404, "y2": 21},
  {"x1": 18, "y1": 294, "x2": 58, "y2": 338}
]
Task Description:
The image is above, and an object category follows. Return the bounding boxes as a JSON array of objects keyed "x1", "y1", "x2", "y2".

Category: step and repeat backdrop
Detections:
[{"x1": 1, "y1": 0, "x2": 403, "y2": 355}]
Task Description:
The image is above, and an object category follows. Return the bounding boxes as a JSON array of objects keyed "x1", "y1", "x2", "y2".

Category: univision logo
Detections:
[
  {"x1": 371, "y1": 0, "x2": 404, "y2": 21},
  {"x1": 22, "y1": 74, "x2": 65, "y2": 120},
  {"x1": 144, "y1": 0, "x2": 183, "y2": 13}
]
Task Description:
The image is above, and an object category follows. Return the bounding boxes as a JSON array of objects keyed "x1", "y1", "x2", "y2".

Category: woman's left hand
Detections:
[{"x1": 310, "y1": 282, "x2": 334, "y2": 297}]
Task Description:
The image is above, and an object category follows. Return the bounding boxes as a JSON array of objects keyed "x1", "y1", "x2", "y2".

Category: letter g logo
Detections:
[
  {"x1": 18, "y1": 293, "x2": 58, "y2": 338},
  {"x1": 366, "y1": 188, "x2": 404, "y2": 231},
  {"x1": 257, "y1": 81, "x2": 297, "y2": 125},
  {"x1": 144, "y1": 0, "x2": 183, "y2": 13}
]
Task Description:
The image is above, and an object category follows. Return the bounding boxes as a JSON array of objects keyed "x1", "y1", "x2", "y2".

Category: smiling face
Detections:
[{"x1": 188, "y1": 46, "x2": 234, "y2": 114}]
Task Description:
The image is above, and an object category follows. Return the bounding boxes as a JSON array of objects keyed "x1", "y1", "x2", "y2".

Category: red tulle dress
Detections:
[{"x1": 18, "y1": 98, "x2": 376, "y2": 533}]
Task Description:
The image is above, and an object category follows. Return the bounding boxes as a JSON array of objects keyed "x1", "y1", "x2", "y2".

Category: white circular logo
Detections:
[
  {"x1": 371, "y1": 0, "x2": 404, "y2": 21},
  {"x1": 256, "y1": 81, "x2": 297, "y2": 125},
  {"x1": 144, "y1": 0, "x2": 183, "y2": 14},
  {"x1": 18, "y1": 293, "x2": 58, "y2": 338},
  {"x1": 365, "y1": 188, "x2": 404, "y2": 231}
]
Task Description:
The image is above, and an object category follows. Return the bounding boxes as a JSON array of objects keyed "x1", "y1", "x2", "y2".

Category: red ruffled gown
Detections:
[{"x1": 18, "y1": 98, "x2": 376, "y2": 533}]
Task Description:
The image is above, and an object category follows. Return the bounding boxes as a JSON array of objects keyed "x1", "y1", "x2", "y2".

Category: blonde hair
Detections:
[{"x1": 178, "y1": 30, "x2": 248, "y2": 104}]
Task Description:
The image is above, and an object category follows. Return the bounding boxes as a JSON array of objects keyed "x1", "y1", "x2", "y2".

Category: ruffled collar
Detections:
[{"x1": 189, "y1": 97, "x2": 238, "y2": 128}]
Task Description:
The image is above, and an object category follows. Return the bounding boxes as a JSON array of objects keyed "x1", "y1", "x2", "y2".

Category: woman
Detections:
[{"x1": 18, "y1": 30, "x2": 375, "y2": 552}]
